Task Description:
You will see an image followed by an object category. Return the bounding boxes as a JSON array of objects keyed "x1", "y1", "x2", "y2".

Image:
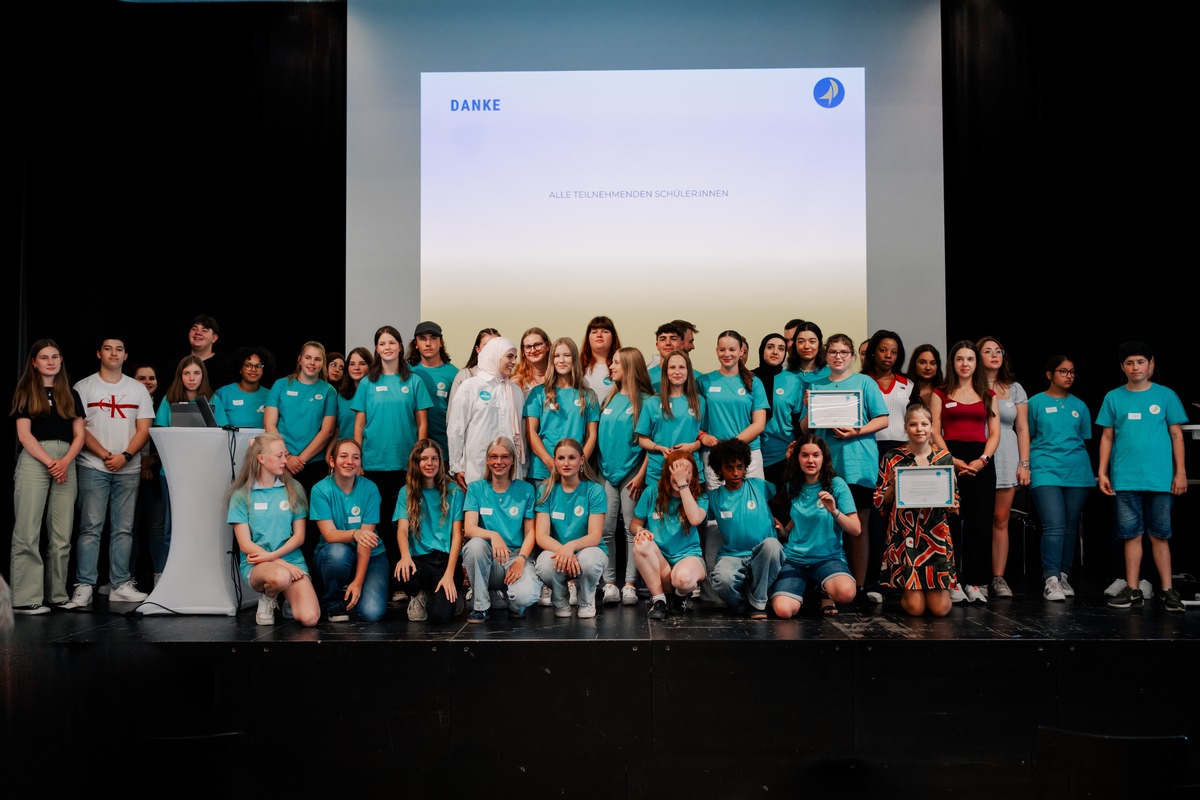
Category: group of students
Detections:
[{"x1": 7, "y1": 314, "x2": 1190, "y2": 620}]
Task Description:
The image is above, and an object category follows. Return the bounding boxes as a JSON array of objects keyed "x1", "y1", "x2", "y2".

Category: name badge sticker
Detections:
[
  {"x1": 480, "y1": 507, "x2": 494, "y2": 516},
  {"x1": 254, "y1": 502, "x2": 269, "y2": 511}
]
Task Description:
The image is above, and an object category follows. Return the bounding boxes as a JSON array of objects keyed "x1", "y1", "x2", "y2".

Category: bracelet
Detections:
[
  {"x1": 515, "y1": 554, "x2": 527, "y2": 561},
  {"x1": 1019, "y1": 460, "x2": 1030, "y2": 468}
]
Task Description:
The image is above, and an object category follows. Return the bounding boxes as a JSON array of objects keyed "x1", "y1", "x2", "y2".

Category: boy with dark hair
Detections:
[{"x1": 1098, "y1": 341, "x2": 1188, "y2": 611}]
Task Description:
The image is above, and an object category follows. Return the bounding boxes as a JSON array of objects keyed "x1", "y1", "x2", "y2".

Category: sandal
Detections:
[{"x1": 820, "y1": 591, "x2": 839, "y2": 616}]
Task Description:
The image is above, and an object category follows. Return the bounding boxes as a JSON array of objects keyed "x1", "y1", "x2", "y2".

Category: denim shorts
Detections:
[
  {"x1": 770, "y1": 556, "x2": 852, "y2": 601},
  {"x1": 1114, "y1": 491, "x2": 1173, "y2": 540}
]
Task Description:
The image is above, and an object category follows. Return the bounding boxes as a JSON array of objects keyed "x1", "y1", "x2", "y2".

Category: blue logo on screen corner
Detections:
[{"x1": 813, "y1": 78, "x2": 845, "y2": 109}]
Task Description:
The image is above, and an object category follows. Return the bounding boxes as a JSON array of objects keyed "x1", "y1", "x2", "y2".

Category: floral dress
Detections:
[{"x1": 874, "y1": 445, "x2": 958, "y2": 591}]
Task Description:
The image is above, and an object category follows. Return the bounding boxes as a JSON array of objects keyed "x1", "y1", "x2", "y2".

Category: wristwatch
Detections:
[{"x1": 121, "y1": 451, "x2": 134, "y2": 462}]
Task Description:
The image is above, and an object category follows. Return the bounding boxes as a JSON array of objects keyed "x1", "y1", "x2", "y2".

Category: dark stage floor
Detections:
[{"x1": 5, "y1": 577, "x2": 1199, "y2": 798}]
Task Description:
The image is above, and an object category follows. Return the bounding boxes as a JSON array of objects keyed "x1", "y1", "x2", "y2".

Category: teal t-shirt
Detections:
[
  {"x1": 412, "y1": 362, "x2": 458, "y2": 456},
  {"x1": 464, "y1": 478, "x2": 536, "y2": 549},
  {"x1": 1027, "y1": 392, "x2": 1095, "y2": 489},
  {"x1": 633, "y1": 485, "x2": 708, "y2": 563},
  {"x1": 708, "y1": 477, "x2": 777, "y2": 559},
  {"x1": 761, "y1": 371, "x2": 803, "y2": 466},
  {"x1": 699, "y1": 371, "x2": 770, "y2": 450},
  {"x1": 213, "y1": 384, "x2": 269, "y2": 428},
  {"x1": 1096, "y1": 383, "x2": 1188, "y2": 492},
  {"x1": 351, "y1": 372, "x2": 434, "y2": 472},
  {"x1": 535, "y1": 480, "x2": 607, "y2": 552},
  {"x1": 523, "y1": 384, "x2": 600, "y2": 480},
  {"x1": 266, "y1": 377, "x2": 337, "y2": 458},
  {"x1": 806, "y1": 372, "x2": 888, "y2": 487},
  {"x1": 309, "y1": 474, "x2": 384, "y2": 557},
  {"x1": 394, "y1": 483, "x2": 465, "y2": 557},
  {"x1": 227, "y1": 481, "x2": 308, "y2": 575},
  {"x1": 784, "y1": 477, "x2": 855, "y2": 565},
  {"x1": 634, "y1": 394, "x2": 706, "y2": 485},
  {"x1": 597, "y1": 392, "x2": 649, "y2": 486}
]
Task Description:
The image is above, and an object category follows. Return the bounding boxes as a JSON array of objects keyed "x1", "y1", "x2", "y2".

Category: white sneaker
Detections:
[
  {"x1": 256, "y1": 593, "x2": 277, "y2": 625},
  {"x1": 989, "y1": 576, "x2": 1013, "y2": 598},
  {"x1": 949, "y1": 585, "x2": 966, "y2": 604},
  {"x1": 109, "y1": 581, "x2": 148, "y2": 603},
  {"x1": 407, "y1": 590, "x2": 429, "y2": 621},
  {"x1": 538, "y1": 585, "x2": 552, "y2": 607},
  {"x1": 577, "y1": 603, "x2": 596, "y2": 619},
  {"x1": 1103, "y1": 578, "x2": 1128, "y2": 597},
  {"x1": 964, "y1": 584, "x2": 988, "y2": 604},
  {"x1": 568, "y1": 581, "x2": 578, "y2": 606},
  {"x1": 1043, "y1": 576, "x2": 1066, "y2": 602},
  {"x1": 621, "y1": 584, "x2": 639, "y2": 606},
  {"x1": 1058, "y1": 573, "x2": 1075, "y2": 597},
  {"x1": 1139, "y1": 579, "x2": 1153, "y2": 599},
  {"x1": 602, "y1": 584, "x2": 621, "y2": 605},
  {"x1": 554, "y1": 604, "x2": 572, "y2": 618},
  {"x1": 62, "y1": 584, "x2": 94, "y2": 610},
  {"x1": 392, "y1": 590, "x2": 408, "y2": 603}
]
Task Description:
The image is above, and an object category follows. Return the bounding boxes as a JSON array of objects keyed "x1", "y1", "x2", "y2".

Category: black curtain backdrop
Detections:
[{"x1": 2, "y1": 0, "x2": 1195, "y2": 580}]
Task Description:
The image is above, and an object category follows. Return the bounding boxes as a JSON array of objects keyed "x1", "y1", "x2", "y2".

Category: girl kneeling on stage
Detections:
[
  {"x1": 227, "y1": 433, "x2": 320, "y2": 627},
  {"x1": 394, "y1": 439, "x2": 464, "y2": 624},
  {"x1": 771, "y1": 434, "x2": 861, "y2": 619},
  {"x1": 630, "y1": 450, "x2": 709, "y2": 620}
]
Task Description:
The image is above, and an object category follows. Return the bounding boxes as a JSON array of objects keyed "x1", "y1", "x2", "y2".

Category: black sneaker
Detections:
[
  {"x1": 327, "y1": 603, "x2": 350, "y2": 623},
  {"x1": 13, "y1": 604, "x2": 51, "y2": 615},
  {"x1": 666, "y1": 592, "x2": 688, "y2": 616},
  {"x1": 647, "y1": 599, "x2": 668, "y2": 620},
  {"x1": 1107, "y1": 585, "x2": 1144, "y2": 608},
  {"x1": 1158, "y1": 587, "x2": 1185, "y2": 613}
]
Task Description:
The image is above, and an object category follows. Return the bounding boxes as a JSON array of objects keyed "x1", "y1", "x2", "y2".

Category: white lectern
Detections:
[{"x1": 139, "y1": 427, "x2": 262, "y2": 615}]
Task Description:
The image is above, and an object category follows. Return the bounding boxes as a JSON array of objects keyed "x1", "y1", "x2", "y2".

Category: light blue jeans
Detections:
[
  {"x1": 461, "y1": 537, "x2": 542, "y2": 614},
  {"x1": 314, "y1": 543, "x2": 389, "y2": 621},
  {"x1": 1031, "y1": 485, "x2": 1088, "y2": 580},
  {"x1": 602, "y1": 475, "x2": 640, "y2": 585},
  {"x1": 535, "y1": 547, "x2": 607, "y2": 609},
  {"x1": 75, "y1": 466, "x2": 140, "y2": 587},
  {"x1": 710, "y1": 537, "x2": 784, "y2": 612}
]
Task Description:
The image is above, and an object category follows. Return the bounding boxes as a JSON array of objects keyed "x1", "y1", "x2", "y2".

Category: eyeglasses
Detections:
[
  {"x1": 981, "y1": 348, "x2": 1005, "y2": 356},
  {"x1": 523, "y1": 342, "x2": 546, "y2": 352},
  {"x1": 243, "y1": 362, "x2": 264, "y2": 370},
  {"x1": 1054, "y1": 369, "x2": 1077, "y2": 377},
  {"x1": 826, "y1": 350, "x2": 853, "y2": 359}
]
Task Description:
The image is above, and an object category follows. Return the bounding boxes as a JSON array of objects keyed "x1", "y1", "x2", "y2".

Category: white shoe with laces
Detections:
[
  {"x1": 964, "y1": 584, "x2": 988, "y2": 604},
  {"x1": 949, "y1": 584, "x2": 966, "y2": 604},
  {"x1": 602, "y1": 584, "x2": 621, "y2": 605},
  {"x1": 621, "y1": 584, "x2": 639, "y2": 606},
  {"x1": 538, "y1": 585, "x2": 552, "y2": 607},
  {"x1": 256, "y1": 593, "x2": 277, "y2": 625},
  {"x1": 1139, "y1": 579, "x2": 1153, "y2": 599},
  {"x1": 62, "y1": 584, "x2": 94, "y2": 610},
  {"x1": 1058, "y1": 573, "x2": 1075, "y2": 597},
  {"x1": 407, "y1": 590, "x2": 429, "y2": 621},
  {"x1": 1043, "y1": 575, "x2": 1066, "y2": 602}
]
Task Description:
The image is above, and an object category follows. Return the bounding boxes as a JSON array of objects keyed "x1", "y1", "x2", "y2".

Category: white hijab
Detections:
[{"x1": 475, "y1": 337, "x2": 525, "y2": 464}]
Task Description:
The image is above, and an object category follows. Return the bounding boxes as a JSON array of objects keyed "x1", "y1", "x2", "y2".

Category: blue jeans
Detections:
[
  {"x1": 710, "y1": 537, "x2": 784, "y2": 612},
  {"x1": 1031, "y1": 485, "x2": 1088, "y2": 580},
  {"x1": 75, "y1": 466, "x2": 140, "y2": 587},
  {"x1": 535, "y1": 547, "x2": 607, "y2": 609},
  {"x1": 602, "y1": 475, "x2": 640, "y2": 585},
  {"x1": 314, "y1": 543, "x2": 389, "y2": 621},
  {"x1": 461, "y1": 537, "x2": 542, "y2": 614},
  {"x1": 1114, "y1": 491, "x2": 1174, "y2": 540}
]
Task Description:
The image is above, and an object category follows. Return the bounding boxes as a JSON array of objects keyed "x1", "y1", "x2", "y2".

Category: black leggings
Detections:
[{"x1": 944, "y1": 440, "x2": 995, "y2": 586}]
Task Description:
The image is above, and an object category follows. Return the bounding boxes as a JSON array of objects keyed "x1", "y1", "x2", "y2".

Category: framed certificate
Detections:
[
  {"x1": 895, "y1": 465, "x2": 955, "y2": 508},
  {"x1": 807, "y1": 390, "x2": 862, "y2": 429}
]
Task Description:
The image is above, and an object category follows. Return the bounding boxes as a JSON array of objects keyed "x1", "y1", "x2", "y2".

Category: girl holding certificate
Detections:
[
  {"x1": 874, "y1": 404, "x2": 957, "y2": 617},
  {"x1": 799, "y1": 334, "x2": 889, "y2": 604}
]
